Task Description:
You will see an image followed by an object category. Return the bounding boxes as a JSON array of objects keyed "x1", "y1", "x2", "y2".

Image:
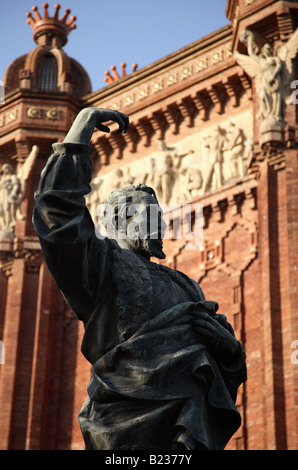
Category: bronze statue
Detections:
[{"x1": 33, "y1": 108, "x2": 246, "y2": 450}]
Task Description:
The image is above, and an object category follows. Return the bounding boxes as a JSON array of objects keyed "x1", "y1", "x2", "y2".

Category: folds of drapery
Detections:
[{"x1": 79, "y1": 301, "x2": 245, "y2": 450}]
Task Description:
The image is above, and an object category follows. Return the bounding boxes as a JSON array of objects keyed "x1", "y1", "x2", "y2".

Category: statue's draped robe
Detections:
[{"x1": 33, "y1": 143, "x2": 247, "y2": 450}]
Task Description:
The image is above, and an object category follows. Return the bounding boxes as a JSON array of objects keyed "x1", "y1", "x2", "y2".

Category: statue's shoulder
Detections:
[{"x1": 158, "y1": 263, "x2": 205, "y2": 301}]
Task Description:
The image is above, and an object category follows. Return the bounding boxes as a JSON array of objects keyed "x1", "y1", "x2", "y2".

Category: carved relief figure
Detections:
[
  {"x1": 123, "y1": 166, "x2": 135, "y2": 185},
  {"x1": 0, "y1": 145, "x2": 38, "y2": 236},
  {"x1": 224, "y1": 121, "x2": 246, "y2": 179},
  {"x1": 156, "y1": 140, "x2": 192, "y2": 204},
  {"x1": 0, "y1": 164, "x2": 21, "y2": 232},
  {"x1": 179, "y1": 166, "x2": 203, "y2": 201},
  {"x1": 234, "y1": 29, "x2": 298, "y2": 122},
  {"x1": 139, "y1": 157, "x2": 158, "y2": 187},
  {"x1": 90, "y1": 141, "x2": 196, "y2": 210},
  {"x1": 156, "y1": 141, "x2": 176, "y2": 204},
  {"x1": 202, "y1": 126, "x2": 225, "y2": 193},
  {"x1": 110, "y1": 168, "x2": 124, "y2": 191},
  {"x1": 145, "y1": 158, "x2": 157, "y2": 186},
  {"x1": 88, "y1": 166, "x2": 136, "y2": 218},
  {"x1": 88, "y1": 118, "x2": 250, "y2": 212}
]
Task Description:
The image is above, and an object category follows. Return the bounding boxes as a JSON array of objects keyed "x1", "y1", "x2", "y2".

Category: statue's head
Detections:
[
  {"x1": 100, "y1": 184, "x2": 166, "y2": 260},
  {"x1": 1, "y1": 163, "x2": 14, "y2": 175},
  {"x1": 261, "y1": 43, "x2": 273, "y2": 57}
]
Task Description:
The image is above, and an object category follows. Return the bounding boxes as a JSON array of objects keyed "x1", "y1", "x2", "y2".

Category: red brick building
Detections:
[{"x1": 0, "y1": 0, "x2": 297, "y2": 450}]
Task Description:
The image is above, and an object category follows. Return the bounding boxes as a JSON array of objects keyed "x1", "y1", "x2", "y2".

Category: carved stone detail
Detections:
[
  {"x1": 0, "y1": 146, "x2": 39, "y2": 238},
  {"x1": 193, "y1": 90, "x2": 212, "y2": 121},
  {"x1": 123, "y1": 125, "x2": 139, "y2": 153},
  {"x1": 198, "y1": 214, "x2": 258, "y2": 281},
  {"x1": 87, "y1": 112, "x2": 253, "y2": 213},
  {"x1": 149, "y1": 112, "x2": 168, "y2": 141},
  {"x1": 235, "y1": 28, "x2": 298, "y2": 147},
  {"x1": 163, "y1": 105, "x2": 183, "y2": 135},
  {"x1": 27, "y1": 106, "x2": 42, "y2": 119},
  {"x1": 135, "y1": 119, "x2": 154, "y2": 148},
  {"x1": 0, "y1": 257, "x2": 13, "y2": 277},
  {"x1": 108, "y1": 133, "x2": 125, "y2": 160},
  {"x1": 177, "y1": 97, "x2": 197, "y2": 128},
  {"x1": 208, "y1": 83, "x2": 228, "y2": 115}
]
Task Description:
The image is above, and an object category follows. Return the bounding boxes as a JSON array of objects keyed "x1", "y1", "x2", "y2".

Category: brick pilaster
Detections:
[{"x1": 0, "y1": 258, "x2": 26, "y2": 449}]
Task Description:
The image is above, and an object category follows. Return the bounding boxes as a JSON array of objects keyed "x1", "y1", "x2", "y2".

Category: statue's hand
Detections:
[
  {"x1": 94, "y1": 108, "x2": 129, "y2": 135},
  {"x1": 63, "y1": 107, "x2": 129, "y2": 145},
  {"x1": 239, "y1": 29, "x2": 253, "y2": 45},
  {"x1": 191, "y1": 310, "x2": 240, "y2": 358}
]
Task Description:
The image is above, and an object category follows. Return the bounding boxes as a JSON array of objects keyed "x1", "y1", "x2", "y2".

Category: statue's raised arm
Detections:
[
  {"x1": 234, "y1": 30, "x2": 261, "y2": 76},
  {"x1": 63, "y1": 107, "x2": 129, "y2": 145},
  {"x1": 33, "y1": 108, "x2": 129, "y2": 324}
]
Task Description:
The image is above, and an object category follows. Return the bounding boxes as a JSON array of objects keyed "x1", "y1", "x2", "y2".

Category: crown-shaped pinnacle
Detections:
[
  {"x1": 104, "y1": 63, "x2": 138, "y2": 84},
  {"x1": 32, "y1": 5, "x2": 42, "y2": 21},
  {"x1": 26, "y1": 3, "x2": 77, "y2": 46},
  {"x1": 43, "y1": 3, "x2": 49, "y2": 19},
  {"x1": 53, "y1": 4, "x2": 60, "y2": 20}
]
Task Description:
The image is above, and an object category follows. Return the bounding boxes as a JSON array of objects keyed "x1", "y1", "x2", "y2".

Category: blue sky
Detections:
[{"x1": 1, "y1": 0, "x2": 229, "y2": 92}]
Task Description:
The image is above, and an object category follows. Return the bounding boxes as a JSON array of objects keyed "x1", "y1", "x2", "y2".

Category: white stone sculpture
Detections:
[
  {"x1": 155, "y1": 140, "x2": 192, "y2": 204},
  {"x1": 0, "y1": 145, "x2": 39, "y2": 238},
  {"x1": 202, "y1": 126, "x2": 225, "y2": 193},
  {"x1": 224, "y1": 121, "x2": 246, "y2": 179},
  {"x1": 179, "y1": 166, "x2": 203, "y2": 201},
  {"x1": 234, "y1": 29, "x2": 298, "y2": 123}
]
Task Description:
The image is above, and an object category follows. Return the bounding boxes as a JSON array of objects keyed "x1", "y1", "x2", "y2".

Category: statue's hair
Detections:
[
  {"x1": 104, "y1": 184, "x2": 158, "y2": 209},
  {"x1": 101, "y1": 184, "x2": 159, "y2": 235}
]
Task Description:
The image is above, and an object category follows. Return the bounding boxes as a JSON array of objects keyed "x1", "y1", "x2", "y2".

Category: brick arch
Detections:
[
  {"x1": 23, "y1": 46, "x2": 53, "y2": 90},
  {"x1": 23, "y1": 46, "x2": 72, "y2": 93},
  {"x1": 49, "y1": 47, "x2": 72, "y2": 91}
]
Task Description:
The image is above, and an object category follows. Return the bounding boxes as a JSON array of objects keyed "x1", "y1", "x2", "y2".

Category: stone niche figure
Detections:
[
  {"x1": 0, "y1": 145, "x2": 38, "y2": 239},
  {"x1": 0, "y1": 164, "x2": 21, "y2": 235},
  {"x1": 155, "y1": 140, "x2": 176, "y2": 205},
  {"x1": 141, "y1": 157, "x2": 158, "y2": 187},
  {"x1": 234, "y1": 29, "x2": 298, "y2": 124},
  {"x1": 33, "y1": 108, "x2": 246, "y2": 450}
]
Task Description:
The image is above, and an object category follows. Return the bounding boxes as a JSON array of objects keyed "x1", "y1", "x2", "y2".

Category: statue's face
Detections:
[
  {"x1": 124, "y1": 192, "x2": 167, "y2": 259},
  {"x1": 1, "y1": 164, "x2": 12, "y2": 175},
  {"x1": 102, "y1": 190, "x2": 167, "y2": 259}
]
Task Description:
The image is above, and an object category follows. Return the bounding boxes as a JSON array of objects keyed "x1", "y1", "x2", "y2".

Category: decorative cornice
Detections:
[
  {"x1": 84, "y1": 24, "x2": 233, "y2": 105},
  {"x1": 90, "y1": 70, "x2": 250, "y2": 165}
]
